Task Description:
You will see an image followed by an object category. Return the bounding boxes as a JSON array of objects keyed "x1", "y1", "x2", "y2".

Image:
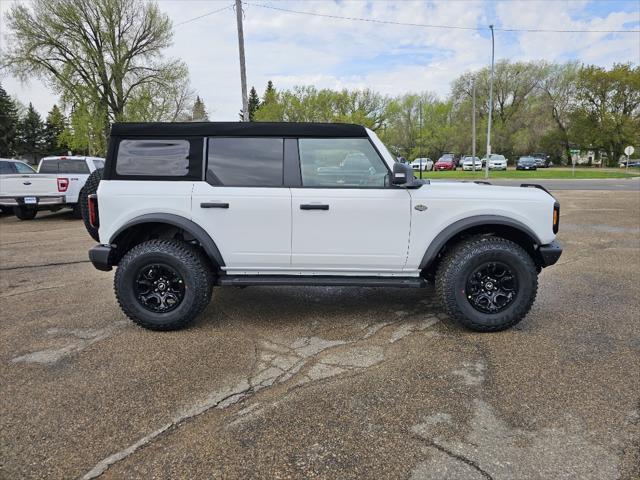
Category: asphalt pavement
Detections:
[{"x1": 1, "y1": 189, "x2": 639, "y2": 479}]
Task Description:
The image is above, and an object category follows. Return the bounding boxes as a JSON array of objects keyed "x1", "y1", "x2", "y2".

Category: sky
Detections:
[{"x1": 0, "y1": 0, "x2": 639, "y2": 120}]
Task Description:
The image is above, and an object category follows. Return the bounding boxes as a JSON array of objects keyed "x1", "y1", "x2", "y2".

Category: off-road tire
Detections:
[
  {"x1": 80, "y1": 168, "x2": 103, "y2": 241},
  {"x1": 114, "y1": 239, "x2": 213, "y2": 331},
  {"x1": 435, "y1": 236, "x2": 538, "y2": 332},
  {"x1": 13, "y1": 206, "x2": 37, "y2": 220}
]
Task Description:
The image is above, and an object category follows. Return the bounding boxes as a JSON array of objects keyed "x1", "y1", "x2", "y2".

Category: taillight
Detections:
[
  {"x1": 553, "y1": 202, "x2": 560, "y2": 234},
  {"x1": 88, "y1": 194, "x2": 99, "y2": 228},
  {"x1": 57, "y1": 177, "x2": 69, "y2": 192}
]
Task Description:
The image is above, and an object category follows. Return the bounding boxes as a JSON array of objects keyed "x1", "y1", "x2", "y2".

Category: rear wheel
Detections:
[
  {"x1": 13, "y1": 206, "x2": 37, "y2": 220},
  {"x1": 435, "y1": 236, "x2": 538, "y2": 332},
  {"x1": 114, "y1": 240, "x2": 213, "y2": 331},
  {"x1": 80, "y1": 168, "x2": 103, "y2": 241}
]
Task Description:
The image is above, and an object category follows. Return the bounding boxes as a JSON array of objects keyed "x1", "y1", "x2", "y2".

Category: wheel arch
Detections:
[
  {"x1": 420, "y1": 215, "x2": 542, "y2": 275},
  {"x1": 109, "y1": 213, "x2": 225, "y2": 267}
]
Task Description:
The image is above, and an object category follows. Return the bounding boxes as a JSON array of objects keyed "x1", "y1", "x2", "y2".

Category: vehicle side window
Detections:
[
  {"x1": 39, "y1": 159, "x2": 90, "y2": 174},
  {"x1": 14, "y1": 162, "x2": 35, "y2": 174},
  {"x1": 298, "y1": 138, "x2": 389, "y2": 188},
  {"x1": 116, "y1": 139, "x2": 196, "y2": 177},
  {"x1": 0, "y1": 161, "x2": 16, "y2": 174},
  {"x1": 92, "y1": 159, "x2": 105, "y2": 169},
  {"x1": 207, "y1": 137, "x2": 283, "y2": 187}
]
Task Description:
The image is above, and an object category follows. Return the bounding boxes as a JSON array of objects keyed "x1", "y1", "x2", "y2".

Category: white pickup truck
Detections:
[{"x1": 0, "y1": 156, "x2": 104, "y2": 220}]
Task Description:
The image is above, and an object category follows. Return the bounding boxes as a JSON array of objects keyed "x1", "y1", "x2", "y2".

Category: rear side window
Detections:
[
  {"x1": 92, "y1": 159, "x2": 105, "y2": 169},
  {"x1": 15, "y1": 162, "x2": 35, "y2": 174},
  {"x1": 39, "y1": 159, "x2": 90, "y2": 174},
  {"x1": 116, "y1": 140, "x2": 191, "y2": 176},
  {"x1": 207, "y1": 137, "x2": 283, "y2": 187},
  {"x1": 0, "y1": 161, "x2": 15, "y2": 174}
]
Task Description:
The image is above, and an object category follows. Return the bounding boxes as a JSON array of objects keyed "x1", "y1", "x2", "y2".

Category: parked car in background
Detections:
[
  {"x1": 434, "y1": 154, "x2": 457, "y2": 171},
  {"x1": 517, "y1": 156, "x2": 538, "y2": 171},
  {"x1": 410, "y1": 158, "x2": 433, "y2": 171},
  {"x1": 532, "y1": 153, "x2": 551, "y2": 168},
  {"x1": 0, "y1": 156, "x2": 104, "y2": 220},
  {"x1": 0, "y1": 159, "x2": 38, "y2": 214},
  {"x1": 484, "y1": 154, "x2": 508, "y2": 171},
  {"x1": 461, "y1": 156, "x2": 482, "y2": 171}
]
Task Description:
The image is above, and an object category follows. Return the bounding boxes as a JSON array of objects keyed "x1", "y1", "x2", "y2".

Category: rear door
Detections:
[
  {"x1": 291, "y1": 137, "x2": 411, "y2": 272},
  {"x1": 191, "y1": 137, "x2": 292, "y2": 271}
]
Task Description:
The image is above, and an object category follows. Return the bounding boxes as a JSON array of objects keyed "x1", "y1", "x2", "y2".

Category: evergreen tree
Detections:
[
  {"x1": 263, "y1": 80, "x2": 276, "y2": 103},
  {"x1": 43, "y1": 104, "x2": 68, "y2": 154},
  {"x1": 248, "y1": 86, "x2": 260, "y2": 121},
  {"x1": 191, "y1": 96, "x2": 208, "y2": 121},
  {"x1": 0, "y1": 83, "x2": 20, "y2": 157},
  {"x1": 16, "y1": 103, "x2": 45, "y2": 161}
]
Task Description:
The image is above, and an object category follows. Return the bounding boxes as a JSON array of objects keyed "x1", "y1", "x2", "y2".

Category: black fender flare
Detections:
[
  {"x1": 419, "y1": 215, "x2": 541, "y2": 270},
  {"x1": 110, "y1": 213, "x2": 225, "y2": 267}
]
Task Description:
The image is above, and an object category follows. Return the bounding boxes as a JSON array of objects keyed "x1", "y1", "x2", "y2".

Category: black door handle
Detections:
[
  {"x1": 201, "y1": 202, "x2": 229, "y2": 209},
  {"x1": 300, "y1": 204, "x2": 329, "y2": 210}
]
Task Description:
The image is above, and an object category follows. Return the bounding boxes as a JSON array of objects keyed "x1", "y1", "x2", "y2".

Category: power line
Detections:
[
  {"x1": 244, "y1": 2, "x2": 640, "y2": 34},
  {"x1": 175, "y1": 4, "x2": 234, "y2": 27}
]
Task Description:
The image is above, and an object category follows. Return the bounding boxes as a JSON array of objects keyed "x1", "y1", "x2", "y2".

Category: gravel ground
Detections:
[{"x1": 0, "y1": 189, "x2": 638, "y2": 480}]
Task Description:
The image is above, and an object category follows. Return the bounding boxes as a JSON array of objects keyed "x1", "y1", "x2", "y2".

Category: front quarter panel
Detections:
[{"x1": 406, "y1": 183, "x2": 556, "y2": 271}]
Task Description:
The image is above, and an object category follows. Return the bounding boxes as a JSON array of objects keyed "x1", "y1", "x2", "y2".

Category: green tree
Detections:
[
  {"x1": 43, "y1": 104, "x2": 68, "y2": 155},
  {"x1": 0, "y1": 83, "x2": 20, "y2": 157},
  {"x1": 570, "y1": 63, "x2": 640, "y2": 165},
  {"x1": 59, "y1": 101, "x2": 107, "y2": 156},
  {"x1": 16, "y1": 103, "x2": 45, "y2": 161},
  {"x1": 3, "y1": 0, "x2": 191, "y2": 151},
  {"x1": 248, "y1": 87, "x2": 260, "y2": 121},
  {"x1": 191, "y1": 96, "x2": 208, "y2": 121}
]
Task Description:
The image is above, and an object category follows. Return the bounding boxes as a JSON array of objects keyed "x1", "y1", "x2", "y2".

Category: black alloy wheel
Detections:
[
  {"x1": 134, "y1": 263, "x2": 185, "y2": 313},
  {"x1": 465, "y1": 261, "x2": 518, "y2": 313}
]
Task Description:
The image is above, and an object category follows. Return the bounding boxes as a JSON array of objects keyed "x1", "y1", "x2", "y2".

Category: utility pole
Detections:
[
  {"x1": 235, "y1": 0, "x2": 249, "y2": 122},
  {"x1": 472, "y1": 78, "x2": 476, "y2": 164},
  {"x1": 485, "y1": 24, "x2": 495, "y2": 179}
]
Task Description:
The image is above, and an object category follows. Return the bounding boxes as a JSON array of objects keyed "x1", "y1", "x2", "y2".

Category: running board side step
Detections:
[{"x1": 217, "y1": 275, "x2": 427, "y2": 288}]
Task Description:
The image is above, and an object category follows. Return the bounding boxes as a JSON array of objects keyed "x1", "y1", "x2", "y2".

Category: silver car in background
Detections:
[
  {"x1": 410, "y1": 158, "x2": 433, "y2": 171},
  {"x1": 461, "y1": 156, "x2": 482, "y2": 171}
]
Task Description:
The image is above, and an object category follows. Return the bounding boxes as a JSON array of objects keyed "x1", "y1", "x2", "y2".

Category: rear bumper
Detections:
[
  {"x1": 89, "y1": 244, "x2": 114, "y2": 271},
  {"x1": 537, "y1": 240, "x2": 563, "y2": 267},
  {"x1": 0, "y1": 195, "x2": 65, "y2": 207}
]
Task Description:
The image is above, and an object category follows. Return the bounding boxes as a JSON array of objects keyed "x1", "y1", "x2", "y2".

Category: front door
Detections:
[
  {"x1": 291, "y1": 138, "x2": 411, "y2": 273},
  {"x1": 192, "y1": 137, "x2": 291, "y2": 272}
]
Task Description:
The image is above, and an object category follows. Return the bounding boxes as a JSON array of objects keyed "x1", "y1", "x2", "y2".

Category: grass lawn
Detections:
[{"x1": 417, "y1": 167, "x2": 640, "y2": 180}]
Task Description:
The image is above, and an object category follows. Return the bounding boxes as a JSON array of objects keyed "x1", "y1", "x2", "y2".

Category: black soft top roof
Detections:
[{"x1": 110, "y1": 122, "x2": 368, "y2": 138}]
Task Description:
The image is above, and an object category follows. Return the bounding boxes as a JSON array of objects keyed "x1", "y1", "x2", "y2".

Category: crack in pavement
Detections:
[
  {"x1": 412, "y1": 434, "x2": 494, "y2": 480},
  {"x1": 0, "y1": 259, "x2": 91, "y2": 271},
  {"x1": 80, "y1": 307, "x2": 442, "y2": 478}
]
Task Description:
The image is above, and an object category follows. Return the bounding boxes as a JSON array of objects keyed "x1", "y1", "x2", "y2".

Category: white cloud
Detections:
[{"x1": 0, "y1": 0, "x2": 638, "y2": 120}]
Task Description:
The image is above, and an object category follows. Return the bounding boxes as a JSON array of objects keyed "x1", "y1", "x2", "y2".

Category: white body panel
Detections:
[
  {"x1": 191, "y1": 183, "x2": 291, "y2": 270},
  {"x1": 98, "y1": 181, "x2": 195, "y2": 244},
  {"x1": 0, "y1": 174, "x2": 59, "y2": 197},
  {"x1": 290, "y1": 188, "x2": 411, "y2": 272},
  {"x1": 404, "y1": 182, "x2": 556, "y2": 271}
]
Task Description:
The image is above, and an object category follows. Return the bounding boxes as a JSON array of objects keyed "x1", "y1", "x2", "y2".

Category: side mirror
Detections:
[{"x1": 392, "y1": 162, "x2": 415, "y2": 185}]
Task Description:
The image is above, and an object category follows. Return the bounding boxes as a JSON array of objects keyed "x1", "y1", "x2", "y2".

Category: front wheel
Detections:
[
  {"x1": 114, "y1": 240, "x2": 213, "y2": 330},
  {"x1": 435, "y1": 236, "x2": 538, "y2": 332}
]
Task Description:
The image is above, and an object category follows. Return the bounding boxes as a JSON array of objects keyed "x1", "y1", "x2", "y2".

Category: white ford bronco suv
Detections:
[{"x1": 88, "y1": 122, "x2": 562, "y2": 332}]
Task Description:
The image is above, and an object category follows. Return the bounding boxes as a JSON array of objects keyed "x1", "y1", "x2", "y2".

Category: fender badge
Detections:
[{"x1": 415, "y1": 204, "x2": 428, "y2": 211}]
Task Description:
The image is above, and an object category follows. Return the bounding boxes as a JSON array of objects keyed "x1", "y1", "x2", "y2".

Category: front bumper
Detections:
[
  {"x1": 89, "y1": 244, "x2": 114, "y2": 271},
  {"x1": 537, "y1": 240, "x2": 563, "y2": 267}
]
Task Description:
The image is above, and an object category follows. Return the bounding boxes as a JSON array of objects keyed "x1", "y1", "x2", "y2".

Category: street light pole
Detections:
[
  {"x1": 485, "y1": 24, "x2": 495, "y2": 179},
  {"x1": 472, "y1": 78, "x2": 476, "y2": 164},
  {"x1": 235, "y1": 0, "x2": 249, "y2": 122}
]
